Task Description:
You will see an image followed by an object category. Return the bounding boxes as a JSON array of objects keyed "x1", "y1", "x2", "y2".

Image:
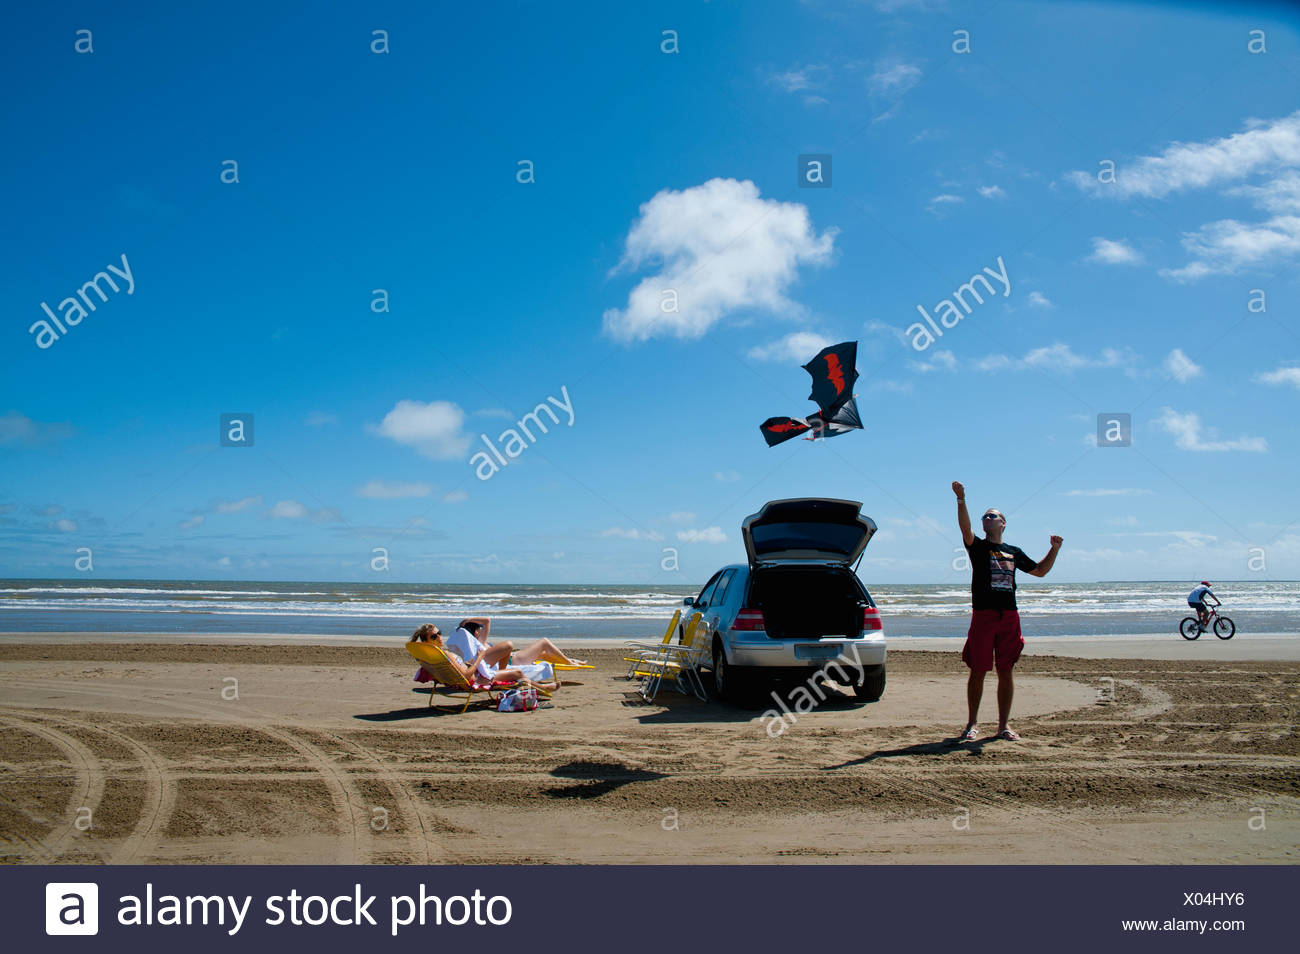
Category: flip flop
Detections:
[
  {"x1": 996, "y1": 728, "x2": 1020, "y2": 741},
  {"x1": 958, "y1": 726, "x2": 979, "y2": 741}
]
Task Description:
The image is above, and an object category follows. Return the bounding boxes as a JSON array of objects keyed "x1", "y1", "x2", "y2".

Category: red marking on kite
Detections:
[
  {"x1": 767, "y1": 421, "x2": 807, "y2": 433},
  {"x1": 825, "y1": 354, "x2": 846, "y2": 393}
]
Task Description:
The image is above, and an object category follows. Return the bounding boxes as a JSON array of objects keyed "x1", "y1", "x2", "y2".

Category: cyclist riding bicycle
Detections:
[{"x1": 1187, "y1": 581, "x2": 1219, "y2": 631}]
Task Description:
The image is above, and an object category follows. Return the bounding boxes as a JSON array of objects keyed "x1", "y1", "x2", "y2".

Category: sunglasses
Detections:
[{"x1": 982, "y1": 513, "x2": 1003, "y2": 521}]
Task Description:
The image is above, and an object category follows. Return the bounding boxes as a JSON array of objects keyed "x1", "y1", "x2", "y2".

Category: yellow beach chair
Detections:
[
  {"x1": 624, "y1": 609, "x2": 682, "y2": 678},
  {"x1": 405, "y1": 641, "x2": 553, "y2": 713},
  {"x1": 631, "y1": 613, "x2": 711, "y2": 702}
]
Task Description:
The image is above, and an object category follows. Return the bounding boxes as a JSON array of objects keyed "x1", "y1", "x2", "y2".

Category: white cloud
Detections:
[
  {"x1": 908, "y1": 348, "x2": 957, "y2": 373},
  {"x1": 602, "y1": 178, "x2": 836, "y2": 342},
  {"x1": 975, "y1": 343, "x2": 1137, "y2": 375},
  {"x1": 0, "y1": 411, "x2": 39, "y2": 444},
  {"x1": 677, "y1": 526, "x2": 727, "y2": 544},
  {"x1": 1087, "y1": 237, "x2": 1143, "y2": 265},
  {"x1": 374, "y1": 399, "x2": 471, "y2": 460},
  {"x1": 870, "y1": 379, "x2": 914, "y2": 394},
  {"x1": 927, "y1": 193, "x2": 964, "y2": 210},
  {"x1": 1027, "y1": 291, "x2": 1053, "y2": 308},
  {"x1": 1114, "y1": 530, "x2": 1219, "y2": 546},
  {"x1": 179, "y1": 514, "x2": 205, "y2": 529},
  {"x1": 1068, "y1": 113, "x2": 1300, "y2": 281},
  {"x1": 52, "y1": 518, "x2": 77, "y2": 532},
  {"x1": 668, "y1": 511, "x2": 696, "y2": 525},
  {"x1": 1107, "y1": 515, "x2": 1140, "y2": 527},
  {"x1": 356, "y1": 480, "x2": 432, "y2": 499},
  {"x1": 270, "y1": 499, "x2": 308, "y2": 519},
  {"x1": 1067, "y1": 111, "x2": 1300, "y2": 199},
  {"x1": 868, "y1": 59, "x2": 922, "y2": 98},
  {"x1": 1064, "y1": 488, "x2": 1154, "y2": 497},
  {"x1": 1255, "y1": 364, "x2": 1300, "y2": 389},
  {"x1": 1153, "y1": 407, "x2": 1268, "y2": 452},
  {"x1": 1163, "y1": 348, "x2": 1202, "y2": 382},
  {"x1": 601, "y1": 526, "x2": 663, "y2": 541},
  {"x1": 0, "y1": 411, "x2": 72, "y2": 445},
  {"x1": 1231, "y1": 172, "x2": 1300, "y2": 214},
  {"x1": 714, "y1": 470, "x2": 741, "y2": 483},
  {"x1": 974, "y1": 353, "x2": 1013, "y2": 372},
  {"x1": 747, "y1": 331, "x2": 833, "y2": 362},
  {"x1": 217, "y1": 556, "x2": 232, "y2": 567},
  {"x1": 864, "y1": 319, "x2": 909, "y2": 347},
  {"x1": 304, "y1": 411, "x2": 338, "y2": 427},
  {"x1": 871, "y1": 0, "x2": 938, "y2": 11},
  {"x1": 1024, "y1": 343, "x2": 1107, "y2": 374},
  {"x1": 977, "y1": 185, "x2": 1007, "y2": 199},
  {"x1": 442, "y1": 489, "x2": 469, "y2": 503},
  {"x1": 1067, "y1": 547, "x2": 1133, "y2": 563},
  {"x1": 214, "y1": 495, "x2": 262, "y2": 514},
  {"x1": 1160, "y1": 211, "x2": 1300, "y2": 281},
  {"x1": 769, "y1": 66, "x2": 823, "y2": 92}
]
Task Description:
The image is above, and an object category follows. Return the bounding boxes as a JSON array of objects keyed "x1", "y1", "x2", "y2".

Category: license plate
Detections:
[{"x1": 795, "y1": 644, "x2": 840, "y2": 660}]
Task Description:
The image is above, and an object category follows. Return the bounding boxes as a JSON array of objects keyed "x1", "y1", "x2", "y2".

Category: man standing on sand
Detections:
[{"x1": 952, "y1": 481, "x2": 1062, "y2": 741}]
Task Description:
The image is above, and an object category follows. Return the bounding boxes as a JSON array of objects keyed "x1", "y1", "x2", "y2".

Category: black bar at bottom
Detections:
[{"x1": 12, "y1": 865, "x2": 1295, "y2": 952}]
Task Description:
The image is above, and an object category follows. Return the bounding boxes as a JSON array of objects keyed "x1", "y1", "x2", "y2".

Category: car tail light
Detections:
[
  {"x1": 862, "y1": 606, "x2": 882, "y2": 631},
  {"x1": 733, "y1": 608, "x2": 766, "y2": 631}
]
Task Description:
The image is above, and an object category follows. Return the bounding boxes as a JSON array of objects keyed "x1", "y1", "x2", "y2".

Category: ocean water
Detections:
[{"x1": 1, "y1": 579, "x2": 1298, "y2": 640}]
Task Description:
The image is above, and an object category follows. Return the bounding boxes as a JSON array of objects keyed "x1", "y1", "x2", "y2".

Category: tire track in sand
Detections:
[
  {"x1": 308, "y1": 729, "x2": 436, "y2": 864},
  {"x1": 2, "y1": 679, "x2": 371, "y2": 864},
  {"x1": 22, "y1": 712, "x2": 176, "y2": 864},
  {"x1": 0, "y1": 714, "x2": 105, "y2": 861}
]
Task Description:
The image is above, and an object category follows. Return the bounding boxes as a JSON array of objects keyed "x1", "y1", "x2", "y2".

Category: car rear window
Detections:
[{"x1": 751, "y1": 522, "x2": 864, "y2": 557}]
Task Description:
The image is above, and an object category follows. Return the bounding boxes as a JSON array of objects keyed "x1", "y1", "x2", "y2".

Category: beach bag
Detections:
[{"x1": 497, "y1": 687, "x2": 540, "y2": 712}]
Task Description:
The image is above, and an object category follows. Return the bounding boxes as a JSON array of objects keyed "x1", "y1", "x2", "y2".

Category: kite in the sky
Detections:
[{"x1": 759, "y1": 340, "x2": 864, "y2": 447}]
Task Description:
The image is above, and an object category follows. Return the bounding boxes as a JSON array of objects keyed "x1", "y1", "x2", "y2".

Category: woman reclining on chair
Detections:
[
  {"x1": 424, "y1": 618, "x2": 585, "y2": 673},
  {"x1": 409, "y1": 623, "x2": 560, "y2": 690}
]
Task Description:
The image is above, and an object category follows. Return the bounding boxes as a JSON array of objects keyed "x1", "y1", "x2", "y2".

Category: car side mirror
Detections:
[{"x1": 683, "y1": 597, "x2": 695, "y2": 606}]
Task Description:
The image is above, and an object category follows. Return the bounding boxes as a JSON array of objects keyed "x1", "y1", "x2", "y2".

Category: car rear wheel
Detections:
[
  {"x1": 850, "y1": 664, "x2": 886, "y2": 702},
  {"x1": 712, "y1": 643, "x2": 753, "y2": 706}
]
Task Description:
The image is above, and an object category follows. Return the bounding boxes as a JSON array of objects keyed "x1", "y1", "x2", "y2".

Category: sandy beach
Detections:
[{"x1": 1, "y1": 637, "x2": 1296, "y2": 865}]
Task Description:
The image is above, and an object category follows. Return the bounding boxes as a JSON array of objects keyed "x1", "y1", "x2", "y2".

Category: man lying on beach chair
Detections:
[{"x1": 407, "y1": 625, "x2": 556, "y2": 712}]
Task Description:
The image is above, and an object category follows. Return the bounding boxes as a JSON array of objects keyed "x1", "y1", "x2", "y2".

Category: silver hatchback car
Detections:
[{"x1": 681, "y1": 498, "x2": 886, "y2": 705}]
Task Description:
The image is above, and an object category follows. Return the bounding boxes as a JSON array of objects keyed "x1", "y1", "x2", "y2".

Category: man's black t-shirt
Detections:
[{"x1": 966, "y1": 536, "x2": 1039, "y2": 611}]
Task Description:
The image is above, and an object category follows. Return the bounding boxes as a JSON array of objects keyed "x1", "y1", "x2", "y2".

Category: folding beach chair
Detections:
[
  {"x1": 631, "y1": 614, "x2": 711, "y2": 703},
  {"x1": 405, "y1": 642, "x2": 553, "y2": 713},
  {"x1": 551, "y1": 659, "x2": 595, "y2": 681},
  {"x1": 624, "y1": 609, "x2": 682, "y2": 679}
]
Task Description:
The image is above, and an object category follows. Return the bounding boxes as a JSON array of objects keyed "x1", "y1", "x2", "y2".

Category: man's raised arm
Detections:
[
  {"x1": 1028, "y1": 535, "x2": 1063, "y2": 577},
  {"x1": 952, "y1": 481, "x2": 974, "y2": 546}
]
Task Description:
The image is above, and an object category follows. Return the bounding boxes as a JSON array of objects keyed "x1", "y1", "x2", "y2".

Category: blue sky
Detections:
[{"x1": 3, "y1": 0, "x2": 1300, "y2": 585}]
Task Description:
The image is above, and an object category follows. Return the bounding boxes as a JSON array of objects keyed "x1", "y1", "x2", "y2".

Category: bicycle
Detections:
[{"x1": 1179, "y1": 604, "x2": 1235, "y2": 640}]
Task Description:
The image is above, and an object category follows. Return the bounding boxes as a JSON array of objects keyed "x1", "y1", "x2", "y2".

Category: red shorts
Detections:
[{"x1": 962, "y1": 610, "x2": 1024, "y2": 672}]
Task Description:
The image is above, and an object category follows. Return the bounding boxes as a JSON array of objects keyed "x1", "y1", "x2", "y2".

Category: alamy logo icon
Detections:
[
  {"x1": 1097, "y1": 413, "x2": 1132, "y2": 447},
  {"x1": 220, "y1": 413, "x2": 254, "y2": 447},
  {"x1": 46, "y1": 882, "x2": 99, "y2": 935}
]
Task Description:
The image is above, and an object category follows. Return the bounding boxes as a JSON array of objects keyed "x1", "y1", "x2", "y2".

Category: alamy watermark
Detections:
[
  {"x1": 906, "y1": 256, "x2": 1010, "y2": 352},
  {"x1": 31, "y1": 253, "x2": 135, "y2": 350},
  {"x1": 470, "y1": 385, "x2": 574, "y2": 481},
  {"x1": 761, "y1": 643, "x2": 868, "y2": 738}
]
